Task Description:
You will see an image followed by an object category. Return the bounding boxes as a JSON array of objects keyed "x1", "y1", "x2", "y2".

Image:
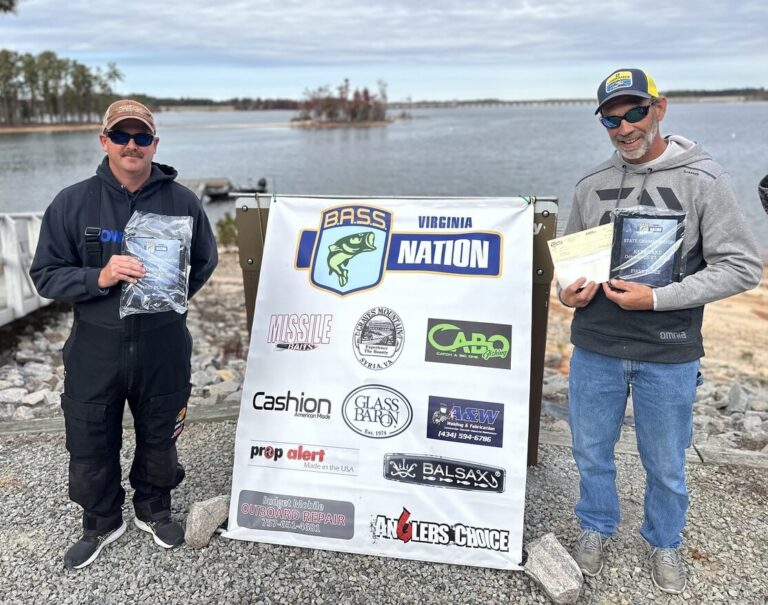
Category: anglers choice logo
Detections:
[
  {"x1": 427, "y1": 396, "x2": 504, "y2": 448},
  {"x1": 295, "y1": 205, "x2": 502, "y2": 296},
  {"x1": 425, "y1": 318, "x2": 511, "y2": 369},
  {"x1": 383, "y1": 454, "x2": 505, "y2": 493},
  {"x1": 371, "y1": 507, "x2": 510, "y2": 552},
  {"x1": 252, "y1": 390, "x2": 331, "y2": 420},
  {"x1": 342, "y1": 385, "x2": 413, "y2": 439},
  {"x1": 249, "y1": 440, "x2": 359, "y2": 476},
  {"x1": 267, "y1": 313, "x2": 333, "y2": 351},
  {"x1": 353, "y1": 307, "x2": 404, "y2": 370}
]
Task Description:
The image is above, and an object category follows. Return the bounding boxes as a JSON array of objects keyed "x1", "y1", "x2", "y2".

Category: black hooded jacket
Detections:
[{"x1": 30, "y1": 157, "x2": 218, "y2": 328}]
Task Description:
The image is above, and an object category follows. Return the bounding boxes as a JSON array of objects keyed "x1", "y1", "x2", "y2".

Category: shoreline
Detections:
[{"x1": 0, "y1": 123, "x2": 99, "y2": 135}]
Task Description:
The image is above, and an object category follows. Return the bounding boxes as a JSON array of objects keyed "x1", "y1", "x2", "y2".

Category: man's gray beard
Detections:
[{"x1": 615, "y1": 118, "x2": 658, "y2": 161}]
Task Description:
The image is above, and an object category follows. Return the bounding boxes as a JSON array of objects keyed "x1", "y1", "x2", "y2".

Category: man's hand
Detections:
[
  {"x1": 560, "y1": 277, "x2": 599, "y2": 308},
  {"x1": 602, "y1": 279, "x2": 654, "y2": 310},
  {"x1": 97, "y1": 255, "x2": 145, "y2": 289}
]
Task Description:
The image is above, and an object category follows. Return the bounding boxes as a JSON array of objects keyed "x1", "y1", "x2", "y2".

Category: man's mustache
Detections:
[{"x1": 121, "y1": 150, "x2": 144, "y2": 158}]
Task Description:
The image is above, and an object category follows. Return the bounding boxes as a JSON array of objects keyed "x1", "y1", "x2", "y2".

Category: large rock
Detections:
[
  {"x1": 21, "y1": 389, "x2": 52, "y2": 407},
  {"x1": 185, "y1": 494, "x2": 229, "y2": 549},
  {"x1": 726, "y1": 383, "x2": 750, "y2": 414},
  {"x1": 524, "y1": 533, "x2": 583, "y2": 604},
  {"x1": 206, "y1": 380, "x2": 241, "y2": 403},
  {"x1": 0, "y1": 388, "x2": 27, "y2": 404}
]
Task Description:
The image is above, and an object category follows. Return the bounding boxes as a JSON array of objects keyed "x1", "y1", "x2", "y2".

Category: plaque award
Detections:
[
  {"x1": 609, "y1": 208, "x2": 686, "y2": 287},
  {"x1": 120, "y1": 211, "x2": 193, "y2": 318}
]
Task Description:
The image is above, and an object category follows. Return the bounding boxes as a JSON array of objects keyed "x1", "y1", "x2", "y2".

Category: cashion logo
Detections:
[{"x1": 342, "y1": 385, "x2": 412, "y2": 439}]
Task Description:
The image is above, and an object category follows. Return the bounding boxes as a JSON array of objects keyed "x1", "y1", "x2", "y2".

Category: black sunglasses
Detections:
[
  {"x1": 105, "y1": 130, "x2": 155, "y2": 146},
  {"x1": 599, "y1": 101, "x2": 657, "y2": 129}
]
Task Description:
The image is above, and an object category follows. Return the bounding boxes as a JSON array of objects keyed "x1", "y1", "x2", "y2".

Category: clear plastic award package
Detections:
[
  {"x1": 119, "y1": 211, "x2": 193, "y2": 318},
  {"x1": 609, "y1": 206, "x2": 686, "y2": 287}
]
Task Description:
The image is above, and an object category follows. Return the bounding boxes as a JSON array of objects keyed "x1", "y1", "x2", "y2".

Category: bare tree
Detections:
[{"x1": 0, "y1": 0, "x2": 18, "y2": 14}]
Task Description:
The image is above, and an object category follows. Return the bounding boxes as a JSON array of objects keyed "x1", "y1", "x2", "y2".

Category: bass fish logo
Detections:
[
  {"x1": 303, "y1": 205, "x2": 392, "y2": 295},
  {"x1": 328, "y1": 232, "x2": 377, "y2": 287}
]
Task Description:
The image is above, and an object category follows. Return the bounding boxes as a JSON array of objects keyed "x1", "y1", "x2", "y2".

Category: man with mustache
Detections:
[
  {"x1": 30, "y1": 100, "x2": 218, "y2": 569},
  {"x1": 559, "y1": 69, "x2": 761, "y2": 594}
]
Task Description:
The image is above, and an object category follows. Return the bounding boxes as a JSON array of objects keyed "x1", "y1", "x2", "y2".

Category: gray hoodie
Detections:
[{"x1": 565, "y1": 135, "x2": 762, "y2": 362}]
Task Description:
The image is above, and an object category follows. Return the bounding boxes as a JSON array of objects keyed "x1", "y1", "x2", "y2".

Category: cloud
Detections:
[{"x1": 2, "y1": 0, "x2": 766, "y2": 98}]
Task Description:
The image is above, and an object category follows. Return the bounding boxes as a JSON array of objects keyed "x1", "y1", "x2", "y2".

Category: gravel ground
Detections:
[{"x1": 0, "y1": 420, "x2": 766, "y2": 605}]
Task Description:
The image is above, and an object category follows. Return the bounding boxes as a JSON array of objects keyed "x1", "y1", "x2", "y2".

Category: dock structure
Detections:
[
  {"x1": 179, "y1": 178, "x2": 233, "y2": 201},
  {"x1": 0, "y1": 213, "x2": 50, "y2": 327}
]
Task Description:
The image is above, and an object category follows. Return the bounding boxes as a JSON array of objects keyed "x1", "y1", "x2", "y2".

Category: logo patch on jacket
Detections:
[{"x1": 172, "y1": 407, "x2": 187, "y2": 438}]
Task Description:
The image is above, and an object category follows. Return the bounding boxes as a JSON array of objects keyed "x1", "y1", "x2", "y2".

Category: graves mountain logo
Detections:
[
  {"x1": 353, "y1": 307, "x2": 404, "y2": 370},
  {"x1": 425, "y1": 318, "x2": 511, "y2": 369},
  {"x1": 383, "y1": 453, "x2": 505, "y2": 493},
  {"x1": 294, "y1": 204, "x2": 502, "y2": 296}
]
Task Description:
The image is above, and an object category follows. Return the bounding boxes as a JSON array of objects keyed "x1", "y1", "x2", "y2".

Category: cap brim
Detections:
[
  {"x1": 595, "y1": 91, "x2": 653, "y2": 114},
  {"x1": 103, "y1": 116, "x2": 155, "y2": 133}
]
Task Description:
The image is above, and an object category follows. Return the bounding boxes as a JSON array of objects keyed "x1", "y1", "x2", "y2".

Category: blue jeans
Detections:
[{"x1": 568, "y1": 346, "x2": 700, "y2": 549}]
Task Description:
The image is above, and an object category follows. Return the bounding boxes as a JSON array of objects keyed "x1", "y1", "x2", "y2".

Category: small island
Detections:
[{"x1": 291, "y1": 79, "x2": 395, "y2": 129}]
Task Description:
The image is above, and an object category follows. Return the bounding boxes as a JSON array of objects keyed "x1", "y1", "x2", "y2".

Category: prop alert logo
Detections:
[{"x1": 371, "y1": 507, "x2": 510, "y2": 552}]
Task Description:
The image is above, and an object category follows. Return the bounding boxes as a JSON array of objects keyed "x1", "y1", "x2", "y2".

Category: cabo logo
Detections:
[
  {"x1": 252, "y1": 390, "x2": 331, "y2": 420},
  {"x1": 342, "y1": 385, "x2": 412, "y2": 439},
  {"x1": 294, "y1": 205, "x2": 502, "y2": 296},
  {"x1": 383, "y1": 453, "x2": 505, "y2": 493},
  {"x1": 267, "y1": 313, "x2": 333, "y2": 351},
  {"x1": 425, "y1": 318, "x2": 512, "y2": 370},
  {"x1": 371, "y1": 507, "x2": 510, "y2": 552},
  {"x1": 353, "y1": 307, "x2": 404, "y2": 370}
]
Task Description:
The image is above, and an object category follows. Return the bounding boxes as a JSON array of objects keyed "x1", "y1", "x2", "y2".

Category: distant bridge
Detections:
[{"x1": 387, "y1": 99, "x2": 593, "y2": 110}]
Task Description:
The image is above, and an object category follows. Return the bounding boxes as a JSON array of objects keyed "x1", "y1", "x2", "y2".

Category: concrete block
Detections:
[
  {"x1": 524, "y1": 532, "x2": 583, "y2": 604},
  {"x1": 185, "y1": 494, "x2": 229, "y2": 549}
]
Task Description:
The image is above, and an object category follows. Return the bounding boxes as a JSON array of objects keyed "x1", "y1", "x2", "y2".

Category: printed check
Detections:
[{"x1": 547, "y1": 223, "x2": 613, "y2": 289}]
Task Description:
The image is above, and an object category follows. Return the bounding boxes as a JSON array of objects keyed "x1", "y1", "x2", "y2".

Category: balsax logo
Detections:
[
  {"x1": 383, "y1": 453, "x2": 505, "y2": 493},
  {"x1": 295, "y1": 204, "x2": 502, "y2": 296}
]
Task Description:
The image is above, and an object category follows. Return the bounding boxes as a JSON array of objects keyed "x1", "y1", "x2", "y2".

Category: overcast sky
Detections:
[{"x1": 2, "y1": 0, "x2": 766, "y2": 101}]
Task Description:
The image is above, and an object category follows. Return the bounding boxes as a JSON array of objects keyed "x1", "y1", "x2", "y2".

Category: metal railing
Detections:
[{"x1": 0, "y1": 213, "x2": 50, "y2": 327}]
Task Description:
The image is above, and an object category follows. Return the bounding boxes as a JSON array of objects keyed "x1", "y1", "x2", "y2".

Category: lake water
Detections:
[{"x1": 1, "y1": 103, "x2": 766, "y2": 258}]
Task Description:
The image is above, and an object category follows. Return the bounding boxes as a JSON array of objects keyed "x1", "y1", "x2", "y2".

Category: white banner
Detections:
[{"x1": 226, "y1": 196, "x2": 533, "y2": 570}]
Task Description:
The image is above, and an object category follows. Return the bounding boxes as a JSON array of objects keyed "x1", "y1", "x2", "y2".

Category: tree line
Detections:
[
  {"x1": 0, "y1": 49, "x2": 122, "y2": 126},
  {"x1": 296, "y1": 79, "x2": 388, "y2": 123}
]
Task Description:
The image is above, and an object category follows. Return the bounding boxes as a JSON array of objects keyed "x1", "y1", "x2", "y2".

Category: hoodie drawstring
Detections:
[{"x1": 615, "y1": 165, "x2": 653, "y2": 207}]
